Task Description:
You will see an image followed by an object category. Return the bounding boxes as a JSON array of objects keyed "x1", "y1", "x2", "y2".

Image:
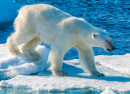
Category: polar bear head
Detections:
[
  {"x1": 75, "y1": 18, "x2": 115, "y2": 52},
  {"x1": 91, "y1": 29, "x2": 115, "y2": 52}
]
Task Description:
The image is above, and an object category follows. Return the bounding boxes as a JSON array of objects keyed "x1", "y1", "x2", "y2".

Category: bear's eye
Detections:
[
  {"x1": 93, "y1": 34, "x2": 96, "y2": 38},
  {"x1": 92, "y1": 33, "x2": 99, "y2": 39}
]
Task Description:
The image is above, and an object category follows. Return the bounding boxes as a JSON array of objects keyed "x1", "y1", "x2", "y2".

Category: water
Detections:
[
  {"x1": 1, "y1": 0, "x2": 130, "y2": 60},
  {"x1": 0, "y1": 0, "x2": 130, "y2": 93}
]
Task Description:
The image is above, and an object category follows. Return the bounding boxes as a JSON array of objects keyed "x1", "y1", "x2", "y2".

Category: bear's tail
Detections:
[{"x1": 6, "y1": 34, "x2": 21, "y2": 55}]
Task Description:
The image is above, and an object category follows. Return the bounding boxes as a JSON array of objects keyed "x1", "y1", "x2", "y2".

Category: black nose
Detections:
[
  {"x1": 107, "y1": 48, "x2": 111, "y2": 52},
  {"x1": 107, "y1": 46, "x2": 115, "y2": 52},
  {"x1": 112, "y1": 46, "x2": 115, "y2": 50}
]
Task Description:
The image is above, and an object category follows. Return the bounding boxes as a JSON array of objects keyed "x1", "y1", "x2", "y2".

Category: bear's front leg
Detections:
[
  {"x1": 48, "y1": 49, "x2": 68, "y2": 76},
  {"x1": 76, "y1": 45, "x2": 104, "y2": 77}
]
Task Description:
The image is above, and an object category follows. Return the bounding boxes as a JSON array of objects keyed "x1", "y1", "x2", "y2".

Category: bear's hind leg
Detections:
[
  {"x1": 22, "y1": 37, "x2": 42, "y2": 61},
  {"x1": 6, "y1": 35, "x2": 21, "y2": 55},
  {"x1": 6, "y1": 32, "x2": 33, "y2": 56}
]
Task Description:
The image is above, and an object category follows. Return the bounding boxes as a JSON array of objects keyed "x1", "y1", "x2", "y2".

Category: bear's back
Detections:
[{"x1": 18, "y1": 4, "x2": 71, "y2": 24}]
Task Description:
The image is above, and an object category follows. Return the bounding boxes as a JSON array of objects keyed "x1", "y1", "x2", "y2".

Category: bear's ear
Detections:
[{"x1": 103, "y1": 30, "x2": 106, "y2": 32}]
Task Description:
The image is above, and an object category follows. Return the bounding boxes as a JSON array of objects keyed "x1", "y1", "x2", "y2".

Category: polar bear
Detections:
[{"x1": 6, "y1": 4, "x2": 115, "y2": 77}]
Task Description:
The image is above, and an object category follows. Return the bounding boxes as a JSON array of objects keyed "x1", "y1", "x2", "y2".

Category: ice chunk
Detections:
[
  {"x1": 0, "y1": 45, "x2": 50, "y2": 79},
  {"x1": 101, "y1": 87, "x2": 116, "y2": 94}
]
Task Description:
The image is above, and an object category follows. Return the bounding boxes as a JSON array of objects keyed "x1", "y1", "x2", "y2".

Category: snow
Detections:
[
  {"x1": 101, "y1": 87, "x2": 116, "y2": 94},
  {"x1": 0, "y1": 0, "x2": 19, "y2": 23},
  {"x1": 0, "y1": 44, "x2": 130, "y2": 93},
  {"x1": 0, "y1": 44, "x2": 50, "y2": 79}
]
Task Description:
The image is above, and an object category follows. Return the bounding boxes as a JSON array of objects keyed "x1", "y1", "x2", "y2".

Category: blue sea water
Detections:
[
  {"x1": 0, "y1": 0, "x2": 130, "y2": 60},
  {"x1": 0, "y1": 0, "x2": 130, "y2": 93}
]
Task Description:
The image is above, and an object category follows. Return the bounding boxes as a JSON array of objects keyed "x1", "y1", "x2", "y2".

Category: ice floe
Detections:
[
  {"x1": 96, "y1": 54, "x2": 130, "y2": 75},
  {"x1": 0, "y1": 44, "x2": 129, "y2": 93}
]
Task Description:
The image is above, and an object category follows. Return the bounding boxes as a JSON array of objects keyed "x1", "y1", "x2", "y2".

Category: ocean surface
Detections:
[{"x1": 0, "y1": 0, "x2": 130, "y2": 60}]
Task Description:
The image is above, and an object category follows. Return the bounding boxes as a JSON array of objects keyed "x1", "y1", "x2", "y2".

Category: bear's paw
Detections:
[
  {"x1": 53, "y1": 71, "x2": 68, "y2": 76},
  {"x1": 25, "y1": 51, "x2": 40, "y2": 61},
  {"x1": 91, "y1": 72, "x2": 105, "y2": 77}
]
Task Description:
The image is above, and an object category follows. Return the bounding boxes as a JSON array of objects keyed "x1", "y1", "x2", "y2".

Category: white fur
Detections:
[{"x1": 6, "y1": 4, "x2": 113, "y2": 77}]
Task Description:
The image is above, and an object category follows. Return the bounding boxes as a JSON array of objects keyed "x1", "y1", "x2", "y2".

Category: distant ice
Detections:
[
  {"x1": 0, "y1": 0, "x2": 19, "y2": 23},
  {"x1": 0, "y1": 44, "x2": 130, "y2": 93}
]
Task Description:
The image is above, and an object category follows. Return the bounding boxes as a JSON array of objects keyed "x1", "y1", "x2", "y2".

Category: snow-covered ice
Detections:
[
  {"x1": 0, "y1": 0, "x2": 19, "y2": 23},
  {"x1": 0, "y1": 44, "x2": 129, "y2": 93},
  {"x1": 96, "y1": 54, "x2": 130, "y2": 75},
  {"x1": 0, "y1": 44, "x2": 50, "y2": 79},
  {"x1": 101, "y1": 87, "x2": 116, "y2": 94}
]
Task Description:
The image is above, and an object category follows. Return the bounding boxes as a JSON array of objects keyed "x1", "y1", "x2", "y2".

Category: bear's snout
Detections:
[
  {"x1": 106, "y1": 41, "x2": 115, "y2": 52},
  {"x1": 107, "y1": 46, "x2": 115, "y2": 52}
]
